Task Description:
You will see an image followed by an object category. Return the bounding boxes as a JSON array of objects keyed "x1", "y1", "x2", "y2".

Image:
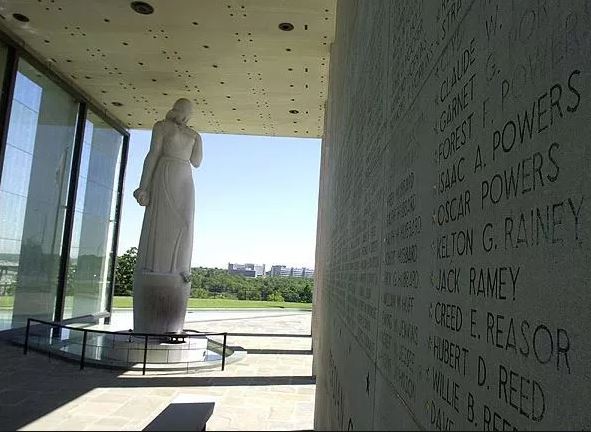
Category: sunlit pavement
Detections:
[{"x1": 0, "y1": 309, "x2": 314, "y2": 431}]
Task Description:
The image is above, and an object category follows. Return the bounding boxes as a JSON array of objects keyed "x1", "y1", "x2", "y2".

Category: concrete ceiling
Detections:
[{"x1": 0, "y1": 0, "x2": 336, "y2": 137}]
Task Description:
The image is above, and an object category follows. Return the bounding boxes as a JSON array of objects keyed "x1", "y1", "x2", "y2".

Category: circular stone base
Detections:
[
  {"x1": 101, "y1": 334, "x2": 208, "y2": 364},
  {"x1": 45, "y1": 325, "x2": 247, "y2": 372},
  {"x1": 57, "y1": 333, "x2": 209, "y2": 367}
]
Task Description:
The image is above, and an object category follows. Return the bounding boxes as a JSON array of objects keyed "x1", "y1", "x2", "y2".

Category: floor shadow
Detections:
[
  {"x1": 115, "y1": 375, "x2": 316, "y2": 387},
  {"x1": 246, "y1": 348, "x2": 313, "y2": 355},
  {"x1": 0, "y1": 343, "x2": 122, "y2": 430},
  {"x1": 227, "y1": 332, "x2": 311, "y2": 338},
  {"x1": 0, "y1": 340, "x2": 315, "y2": 431}
]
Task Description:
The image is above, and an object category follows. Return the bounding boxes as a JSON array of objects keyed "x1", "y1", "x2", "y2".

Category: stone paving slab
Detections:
[{"x1": 0, "y1": 310, "x2": 314, "y2": 431}]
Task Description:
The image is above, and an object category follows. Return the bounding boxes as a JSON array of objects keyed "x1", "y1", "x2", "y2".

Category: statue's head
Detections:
[{"x1": 166, "y1": 98, "x2": 193, "y2": 125}]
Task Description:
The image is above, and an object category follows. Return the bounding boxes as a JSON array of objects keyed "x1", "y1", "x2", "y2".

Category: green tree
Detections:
[
  {"x1": 114, "y1": 247, "x2": 137, "y2": 296},
  {"x1": 299, "y1": 282, "x2": 313, "y2": 303},
  {"x1": 267, "y1": 291, "x2": 284, "y2": 302},
  {"x1": 192, "y1": 287, "x2": 209, "y2": 298},
  {"x1": 187, "y1": 267, "x2": 314, "y2": 303}
]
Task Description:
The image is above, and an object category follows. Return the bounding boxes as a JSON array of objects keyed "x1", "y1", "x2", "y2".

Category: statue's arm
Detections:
[
  {"x1": 190, "y1": 133, "x2": 203, "y2": 168},
  {"x1": 134, "y1": 122, "x2": 164, "y2": 206}
]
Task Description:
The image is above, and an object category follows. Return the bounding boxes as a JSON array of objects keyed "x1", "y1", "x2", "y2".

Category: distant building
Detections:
[
  {"x1": 228, "y1": 263, "x2": 265, "y2": 278},
  {"x1": 270, "y1": 265, "x2": 315, "y2": 278},
  {"x1": 302, "y1": 268, "x2": 315, "y2": 278},
  {"x1": 270, "y1": 265, "x2": 289, "y2": 277}
]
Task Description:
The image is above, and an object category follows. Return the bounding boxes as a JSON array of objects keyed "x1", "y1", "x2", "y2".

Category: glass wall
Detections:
[
  {"x1": 0, "y1": 39, "x2": 128, "y2": 330},
  {"x1": 64, "y1": 112, "x2": 123, "y2": 319},
  {"x1": 0, "y1": 59, "x2": 79, "y2": 329},
  {"x1": 0, "y1": 42, "x2": 10, "y2": 329}
]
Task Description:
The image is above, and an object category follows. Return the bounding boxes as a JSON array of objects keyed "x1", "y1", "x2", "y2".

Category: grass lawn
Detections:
[
  {"x1": 113, "y1": 296, "x2": 312, "y2": 310},
  {"x1": 0, "y1": 296, "x2": 14, "y2": 308},
  {"x1": 0, "y1": 295, "x2": 311, "y2": 310}
]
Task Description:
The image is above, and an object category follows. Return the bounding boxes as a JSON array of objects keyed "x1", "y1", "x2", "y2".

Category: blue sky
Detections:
[{"x1": 117, "y1": 130, "x2": 321, "y2": 269}]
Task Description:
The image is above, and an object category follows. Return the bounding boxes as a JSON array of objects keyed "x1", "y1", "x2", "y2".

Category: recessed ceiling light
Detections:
[
  {"x1": 289, "y1": 109, "x2": 299, "y2": 114},
  {"x1": 279, "y1": 22, "x2": 294, "y2": 31},
  {"x1": 130, "y1": 1, "x2": 154, "y2": 15},
  {"x1": 12, "y1": 13, "x2": 29, "y2": 22},
  {"x1": 112, "y1": 101, "x2": 123, "y2": 107}
]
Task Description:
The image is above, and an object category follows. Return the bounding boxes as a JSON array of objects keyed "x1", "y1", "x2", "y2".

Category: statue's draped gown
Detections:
[{"x1": 136, "y1": 122, "x2": 195, "y2": 277}]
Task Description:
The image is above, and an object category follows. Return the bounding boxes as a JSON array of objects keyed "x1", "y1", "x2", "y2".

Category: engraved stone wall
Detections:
[{"x1": 313, "y1": 1, "x2": 591, "y2": 429}]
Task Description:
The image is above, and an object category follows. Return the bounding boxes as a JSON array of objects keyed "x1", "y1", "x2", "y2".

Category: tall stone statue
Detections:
[{"x1": 132, "y1": 98, "x2": 202, "y2": 334}]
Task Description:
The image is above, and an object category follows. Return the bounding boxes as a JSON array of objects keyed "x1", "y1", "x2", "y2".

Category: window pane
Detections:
[
  {"x1": 64, "y1": 111, "x2": 123, "y2": 319},
  {"x1": 0, "y1": 59, "x2": 79, "y2": 329}
]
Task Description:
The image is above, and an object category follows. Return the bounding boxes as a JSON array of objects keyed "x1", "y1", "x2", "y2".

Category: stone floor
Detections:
[{"x1": 0, "y1": 309, "x2": 314, "y2": 431}]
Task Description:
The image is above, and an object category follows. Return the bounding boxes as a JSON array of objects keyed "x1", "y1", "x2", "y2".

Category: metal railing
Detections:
[{"x1": 23, "y1": 318, "x2": 228, "y2": 375}]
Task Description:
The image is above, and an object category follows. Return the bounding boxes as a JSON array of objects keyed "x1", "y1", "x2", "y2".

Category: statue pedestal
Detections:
[
  {"x1": 103, "y1": 335, "x2": 208, "y2": 364},
  {"x1": 133, "y1": 272, "x2": 190, "y2": 334}
]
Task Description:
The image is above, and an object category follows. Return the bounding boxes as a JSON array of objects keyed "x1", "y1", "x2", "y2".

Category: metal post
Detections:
[
  {"x1": 23, "y1": 318, "x2": 31, "y2": 355},
  {"x1": 47, "y1": 325, "x2": 53, "y2": 362},
  {"x1": 0, "y1": 46, "x2": 17, "y2": 187},
  {"x1": 105, "y1": 133, "x2": 129, "y2": 324},
  {"x1": 0, "y1": 45, "x2": 18, "y2": 187},
  {"x1": 54, "y1": 102, "x2": 87, "y2": 324},
  {"x1": 221, "y1": 333, "x2": 227, "y2": 371},
  {"x1": 142, "y1": 335, "x2": 148, "y2": 375},
  {"x1": 80, "y1": 330, "x2": 88, "y2": 370}
]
